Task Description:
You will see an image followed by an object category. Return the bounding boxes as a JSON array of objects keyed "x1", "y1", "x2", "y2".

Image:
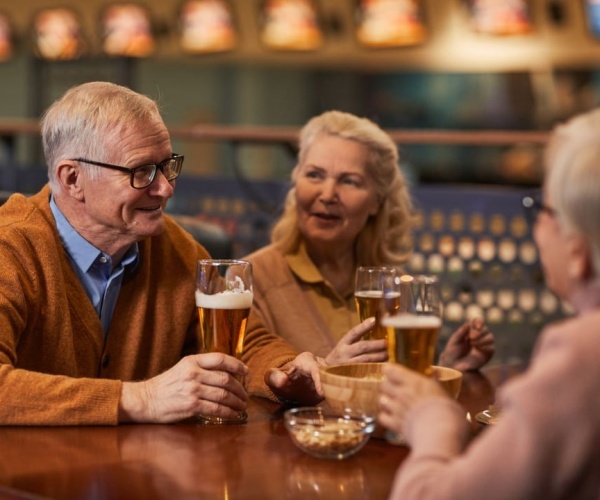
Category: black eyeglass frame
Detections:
[
  {"x1": 522, "y1": 195, "x2": 557, "y2": 222},
  {"x1": 70, "y1": 153, "x2": 184, "y2": 189}
]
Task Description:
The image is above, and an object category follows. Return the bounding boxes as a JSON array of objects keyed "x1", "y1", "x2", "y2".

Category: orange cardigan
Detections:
[{"x1": 0, "y1": 186, "x2": 297, "y2": 425}]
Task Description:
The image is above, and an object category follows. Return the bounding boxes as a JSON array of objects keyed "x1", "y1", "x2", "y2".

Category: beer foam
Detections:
[
  {"x1": 355, "y1": 290, "x2": 382, "y2": 299},
  {"x1": 355, "y1": 291, "x2": 400, "y2": 298},
  {"x1": 381, "y1": 314, "x2": 441, "y2": 328},
  {"x1": 195, "y1": 290, "x2": 253, "y2": 309}
]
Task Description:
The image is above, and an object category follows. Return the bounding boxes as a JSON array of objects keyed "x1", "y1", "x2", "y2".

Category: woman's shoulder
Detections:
[
  {"x1": 522, "y1": 312, "x2": 600, "y2": 392},
  {"x1": 500, "y1": 312, "x2": 600, "y2": 435},
  {"x1": 538, "y1": 311, "x2": 600, "y2": 352},
  {"x1": 245, "y1": 244, "x2": 285, "y2": 266},
  {"x1": 244, "y1": 245, "x2": 293, "y2": 288}
]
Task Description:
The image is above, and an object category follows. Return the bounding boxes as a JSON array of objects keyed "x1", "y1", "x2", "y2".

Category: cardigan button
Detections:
[{"x1": 101, "y1": 354, "x2": 110, "y2": 369}]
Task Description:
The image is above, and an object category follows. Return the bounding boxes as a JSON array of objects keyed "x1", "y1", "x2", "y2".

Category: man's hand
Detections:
[
  {"x1": 119, "y1": 353, "x2": 249, "y2": 423},
  {"x1": 438, "y1": 317, "x2": 495, "y2": 372},
  {"x1": 325, "y1": 317, "x2": 388, "y2": 365},
  {"x1": 264, "y1": 352, "x2": 326, "y2": 406}
]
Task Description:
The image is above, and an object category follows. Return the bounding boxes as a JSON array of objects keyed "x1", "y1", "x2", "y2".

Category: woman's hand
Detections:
[
  {"x1": 378, "y1": 362, "x2": 447, "y2": 435},
  {"x1": 438, "y1": 317, "x2": 495, "y2": 372},
  {"x1": 325, "y1": 317, "x2": 388, "y2": 365}
]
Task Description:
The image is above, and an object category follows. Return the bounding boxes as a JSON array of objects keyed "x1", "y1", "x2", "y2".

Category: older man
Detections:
[{"x1": 0, "y1": 81, "x2": 323, "y2": 425}]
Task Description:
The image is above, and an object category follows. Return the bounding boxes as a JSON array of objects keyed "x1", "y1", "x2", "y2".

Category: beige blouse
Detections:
[{"x1": 245, "y1": 242, "x2": 358, "y2": 357}]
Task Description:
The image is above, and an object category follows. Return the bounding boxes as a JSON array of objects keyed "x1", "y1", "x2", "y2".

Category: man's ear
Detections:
[
  {"x1": 55, "y1": 161, "x2": 85, "y2": 201},
  {"x1": 567, "y1": 233, "x2": 593, "y2": 281}
]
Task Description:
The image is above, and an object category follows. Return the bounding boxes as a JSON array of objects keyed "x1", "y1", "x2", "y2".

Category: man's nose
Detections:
[{"x1": 149, "y1": 169, "x2": 175, "y2": 197}]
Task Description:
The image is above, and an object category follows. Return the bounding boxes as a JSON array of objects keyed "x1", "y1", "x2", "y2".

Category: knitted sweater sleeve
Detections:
[{"x1": 0, "y1": 192, "x2": 123, "y2": 425}]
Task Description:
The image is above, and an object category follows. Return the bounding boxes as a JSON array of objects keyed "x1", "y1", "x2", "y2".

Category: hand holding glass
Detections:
[
  {"x1": 195, "y1": 259, "x2": 253, "y2": 424},
  {"x1": 380, "y1": 274, "x2": 442, "y2": 444}
]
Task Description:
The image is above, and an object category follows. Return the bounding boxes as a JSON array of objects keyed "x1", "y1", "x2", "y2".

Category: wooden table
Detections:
[{"x1": 0, "y1": 366, "x2": 517, "y2": 500}]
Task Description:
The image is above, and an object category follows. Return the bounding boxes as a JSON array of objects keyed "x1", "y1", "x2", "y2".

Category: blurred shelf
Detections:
[{"x1": 0, "y1": 119, "x2": 550, "y2": 147}]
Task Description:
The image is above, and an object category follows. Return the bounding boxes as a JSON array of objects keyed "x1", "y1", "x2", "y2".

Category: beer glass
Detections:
[
  {"x1": 380, "y1": 274, "x2": 442, "y2": 444},
  {"x1": 381, "y1": 274, "x2": 442, "y2": 376},
  {"x1": 354, "y1": 266, "x2": 399, "y2": 340},
  {"x1": 195, "y1": 259, "x2": 253, "y2": 424}
]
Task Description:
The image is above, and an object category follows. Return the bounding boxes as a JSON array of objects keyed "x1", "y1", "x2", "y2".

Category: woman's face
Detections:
[
  {"x1": 295, "y1": 134, "x2": 380, "y2": 251},
  {"x1": 533, "y1": 189, "x2": 572, "y2": 300}
]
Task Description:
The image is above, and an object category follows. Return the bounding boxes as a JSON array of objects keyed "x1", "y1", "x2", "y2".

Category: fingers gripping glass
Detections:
[{"x1": 71, "y1": 154, "x2": 184, "y2": 189}]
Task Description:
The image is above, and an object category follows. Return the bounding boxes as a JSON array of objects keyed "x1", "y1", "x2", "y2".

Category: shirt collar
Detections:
[
  {"x1": 50, "y1": 196, "x2": 139, "y2": 273},
  {"x1": 285, "y1": 242, "x2": 325, "y2": 284}
]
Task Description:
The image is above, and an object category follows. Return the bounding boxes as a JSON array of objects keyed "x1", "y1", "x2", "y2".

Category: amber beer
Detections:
[
  {"x1": 195, "y1": 290, "x2": 253, "y2": 358},
  {"x1": 382, "y1": 313, "x2": 441, "y2": 375},
  {"x1": 354, "y1": 290, "x2": 400, "y2": 340}
]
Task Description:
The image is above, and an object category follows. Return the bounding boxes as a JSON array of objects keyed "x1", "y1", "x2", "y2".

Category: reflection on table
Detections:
[{"x1": 0, "y1": 364, "x2": 520, "y2": 500}]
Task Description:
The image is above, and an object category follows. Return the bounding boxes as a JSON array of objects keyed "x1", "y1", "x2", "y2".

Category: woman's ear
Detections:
[
  {"x1": 55, "y1": 161, "x2": 85, "y2": 201},
  {"x1": 368, "y1": 193, "x2": 382, "y2": 216},
  {"x1": 567, "y1": 233, "x2": 593, "y2": 281}
]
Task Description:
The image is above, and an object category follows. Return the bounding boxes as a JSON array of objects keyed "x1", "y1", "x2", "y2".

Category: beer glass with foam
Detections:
[
  {"x1": 380, "y1": 274, "x2": 442, "y2": 376},
  {"x1": 354, "y1": 266, "x2": 399, "y2": 340},
  {"x1": 195, "y1": 259, "x2": 253, "y2": 424},
  {"x1": 380, "y1": 274, "x2": 442, "y2": 444}
]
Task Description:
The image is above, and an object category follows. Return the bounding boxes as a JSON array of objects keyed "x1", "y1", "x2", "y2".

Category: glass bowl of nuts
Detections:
[{"x1": 283, "y1": 407, "x2": 376, "y2": 460}]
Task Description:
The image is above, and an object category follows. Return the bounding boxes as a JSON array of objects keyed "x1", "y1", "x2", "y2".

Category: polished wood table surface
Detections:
[{"x1": 0, "y1": 365, "x2": 520, "y2": 500}]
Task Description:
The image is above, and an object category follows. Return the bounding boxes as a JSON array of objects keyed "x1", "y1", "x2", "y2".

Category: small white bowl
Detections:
[{"x1": 284, "y1": 407, "x2": 376, "y2": 460}]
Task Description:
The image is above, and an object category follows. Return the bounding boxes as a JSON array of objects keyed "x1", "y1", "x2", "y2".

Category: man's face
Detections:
[{"x1": 77, "y1": 116, "x2": 175, "y2": 251}]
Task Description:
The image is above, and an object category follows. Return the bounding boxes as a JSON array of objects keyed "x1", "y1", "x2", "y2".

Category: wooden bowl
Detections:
[{"x1": 320, "y1": 363, "x2": 463, "y2": 419}]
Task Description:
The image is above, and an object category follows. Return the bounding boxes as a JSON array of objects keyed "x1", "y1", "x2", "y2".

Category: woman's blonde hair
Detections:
[
  {"x1": 544, "y1": 108, "x2": 600, "y2": 277},
  {"x1": 271, "y1": 110, "x2": 414, "y2": 266}
]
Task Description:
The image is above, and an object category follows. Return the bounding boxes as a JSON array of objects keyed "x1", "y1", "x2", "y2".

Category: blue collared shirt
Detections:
[{"x1": 50, "y1": 197, "x2": 139, "y2": 336}]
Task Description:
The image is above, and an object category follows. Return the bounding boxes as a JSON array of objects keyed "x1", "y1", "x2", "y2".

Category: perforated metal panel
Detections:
[{"x1": 409, "y1": 185, "x2": 570, "y2": 365}]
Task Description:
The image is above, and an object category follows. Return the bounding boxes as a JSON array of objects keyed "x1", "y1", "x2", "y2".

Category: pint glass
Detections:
[
  {"x1": 380, "y1": 274, "x2": 442, "y2": 444},
  {"x1": 196, "y1": 259, "x2": 253, "y2": 424},
  {"x1": 381, "y1": 274, "x2": 442, "y2": 376},
  {"x1": 354, "y1": 266, "x2": 399, "y2": 340}
]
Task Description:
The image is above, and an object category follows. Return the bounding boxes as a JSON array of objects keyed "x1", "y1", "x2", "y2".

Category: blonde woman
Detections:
[{"x1": 245, "y1": 110, "x2": 494, "y2": 369}]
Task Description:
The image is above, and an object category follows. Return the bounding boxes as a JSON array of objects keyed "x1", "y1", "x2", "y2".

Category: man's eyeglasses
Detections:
[
  {"x1": 71, "y1": 154, "x2": 184, "y2": 189},
  {"x1": 522, "y1": 195, "x2": 557, "y2": 223}
]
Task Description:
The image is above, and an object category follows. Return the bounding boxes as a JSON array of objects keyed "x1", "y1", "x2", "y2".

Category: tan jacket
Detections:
[{"x1": 0, "y1": 186, "x2": 297, "y2": 425}]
